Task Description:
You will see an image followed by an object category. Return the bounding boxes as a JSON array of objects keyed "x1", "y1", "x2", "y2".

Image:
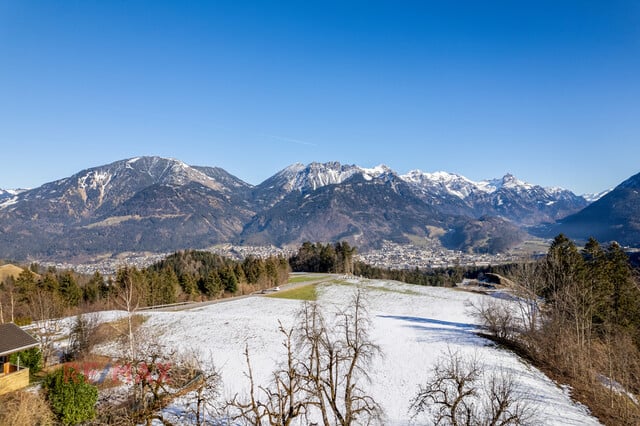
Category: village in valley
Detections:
[{"x1": 37, "y1": 242, "x2": 533, "y2": 277}]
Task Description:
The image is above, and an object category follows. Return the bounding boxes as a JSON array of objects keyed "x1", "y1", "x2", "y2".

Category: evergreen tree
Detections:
[
  {"x1": 543, "y1": 234, "x2": 584, "y2": 302},
  {"x1": 159, "y1": 267, "x2": 179, "y2": 304},
  {"x1": 43, "y1": 366, "x2": 98, "y2": 426},
  {"x1": 203, "y1": 270, "x2": 224, "y2": 297},
  {"x1": 179, "y1": 273, "x2": 199, "y2": 299},
  {"x1": 58, "y1": 271, "x2": 82, "y2": 307},
  {"x1": 234, "y1": 262, "x2": 247, "y2": 284},
  {"x1": 15, "y1": 268, "x2": 36, "y2": 302},
  {"x1": 220, "y1": 266, "x2": 238, "y2": 293},
  {"x1": 581, "y1": 237, "x2": 612, "y2": 329},
  {"x1": 83, "y1": 272, "x2": 104, "y2": 304},
  {"x1": 606, "y1": 242, "x2": 640, "y2": 333},
  {"x1": 40, "y1": 272, "x2": 59, "y2": 293}
]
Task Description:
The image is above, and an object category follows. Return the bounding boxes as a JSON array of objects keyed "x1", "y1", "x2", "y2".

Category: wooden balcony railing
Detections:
[{"x1": 0, "y1": 364, "x2": 30, "y2": 395}]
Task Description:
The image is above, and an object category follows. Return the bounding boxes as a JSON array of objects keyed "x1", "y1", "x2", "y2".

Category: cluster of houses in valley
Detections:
[
  {"x1": 38, "y1": 245, "x2": 294, "y2": 276},
  {"x1": 34, "y1": 241, "x2": 532, "y2": 278},
  {"x1": 356, "y1": 240, "x2": 525, "y2": 270}
]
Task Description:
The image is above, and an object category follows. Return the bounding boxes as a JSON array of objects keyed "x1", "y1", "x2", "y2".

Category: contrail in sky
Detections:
[
  {"x1": 266, "y1": 134, "x2": 317, "y2": 146},
  {"x1": 208, "y1": 123, "x2": 317, "y2": 147}
]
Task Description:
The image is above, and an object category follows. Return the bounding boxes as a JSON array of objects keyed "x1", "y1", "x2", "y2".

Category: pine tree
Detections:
[
  {"x1": 606, "y1": 242, "x2": 640, "y2": 333},
  {"x1": 58, "y1": 271, "x2": 82, "y2": 307}
]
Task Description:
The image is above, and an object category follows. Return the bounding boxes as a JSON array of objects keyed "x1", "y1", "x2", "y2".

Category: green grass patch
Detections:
[
  {"x1": 326, "y1": 279, "x2": 422, "y2": 296},
  {"x1": 288, "y1": 274, "x2": 330, "y2": 284},
  {"x1": 369, "y1": 285, "x2": 422, "y2": 296},
  {"x1": 267, "y1": 284, "x2": 318, "y2": 301}
]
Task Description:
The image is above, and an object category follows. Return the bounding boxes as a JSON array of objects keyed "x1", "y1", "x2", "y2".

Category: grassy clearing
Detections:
[
  {"x1": 0, "y1": 264, "x2": 25, "y2": 282},
  {"x1": 328, "y1": 279, "x2": 422, "y2": 296},
  {"x1": 288, "y1": 274, "x2": 330, "y2": 284},
  {"x1": 267, "y1": 284, "x2": 317, "y2": 301},
  {"x1": 369, "y1": 285, "x2": 422, "y2": 296},
  {"x1": 93, "y1": 314, "x2": 147, "y2": 345}
]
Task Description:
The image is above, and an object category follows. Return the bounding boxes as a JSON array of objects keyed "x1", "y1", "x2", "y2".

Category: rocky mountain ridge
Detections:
[{"x1": 0, "y1": 156, "x2": 622, "y2": 261}]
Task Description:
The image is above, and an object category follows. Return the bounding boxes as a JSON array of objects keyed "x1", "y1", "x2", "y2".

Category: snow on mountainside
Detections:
[
  {"x1": 253, "y1": 161, "x2": 396, "y2": 208},
  {"x1": 544, "y1": 171, "x2": 640, "y2": 246},
  {"x1": 582, "y1": 189, "x2": 612, "y2": 203},
  {"x1": 402, "y1": 170, "x2": 562, "y2": 200},
  {"x1": 400, "y1": 169, "x2": 588, "y2": 225},
  {"x1": 402, "y1": 170, "x2": 491, "y2": 199},
  {"x1": 268, "y1": 162, "x2": 393, "y2": 192},
  {"x1": 0, "y1": 157, "x2": 255, "y2": 260},
  {"x1": 0, "y1": 188, "x2": 27, "y2": 209},
  {"x1": 0, "y1": 158, "x2": 601, "y2": 260},
  {"x1": 2, "y1": 156, "x2": 244, "y2": 214}
]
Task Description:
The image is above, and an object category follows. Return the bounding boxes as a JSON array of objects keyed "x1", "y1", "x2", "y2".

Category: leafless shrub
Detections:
[
  {"x1": 179, "y1": 352, "x2": 222, "y2": 426},
  {"x1": 468, "y1": 297, "x2": 517, "y2": 342},
  {"x1": 0, "y1": 390, "x2": 55, "y2": 426},
  {"x1": 66, "y1": 312, "x2": 100, "y2": 360},
  {"x1": 410, "y1": 349, "x2": 535, "y2": 426},
  {"x1": 482, "y1": 369, "x2": 535, "y2": 426}
]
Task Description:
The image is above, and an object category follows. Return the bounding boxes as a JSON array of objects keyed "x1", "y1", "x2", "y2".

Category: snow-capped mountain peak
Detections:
[
  {"x1": 401, "y1": 171, "x2": 540, "y2": 199},
  {"x1": 489, "y1": 173, "x2": 534, "y2": 192},
  {"x1": 581, "y1": 189, "x2": 612, "y2": 203},
  {"x1": 400, "y1": 170, "x2": 489, "y2": 199},
  {"x1": 360, "y1": 164, "x2": 394, "y2": 180},
  {"x1": 264, "y1": 162, "x2": 399, "y2": 194}
]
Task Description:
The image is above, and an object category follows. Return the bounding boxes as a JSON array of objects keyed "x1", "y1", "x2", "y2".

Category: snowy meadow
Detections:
[{"x1": 93, "y1": 276, "x2": 600, "y2": 425}]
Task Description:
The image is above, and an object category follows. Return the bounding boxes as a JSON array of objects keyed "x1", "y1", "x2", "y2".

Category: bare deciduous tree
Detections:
[
  {"x1": 179, "y1": 352, "x2": 222, "y2": 426},
  {"x1": 27, "y1": 289, "x2": 63, "y2": 367},
  {"x1": 114, "y1": 268, "x2": 143, "y2": 361},
  {"x1": 508, "y1": 262, "x2": 545, "y2": 336},
  {"x1": 303, "y1": 290, "x2": 382, "y2": 426},
  {"x1": 228, "y1": 289, "x2": 383, "y2": 426},
  {"x1": 410, "y1": 349, "x2": 535, "y2": 426},
  {"x1": 482, "y1": 370, "x2": 535, "y2": 426},
  {"x1": 468, "y1": 297, "x2": 516, "y2": 342},
  {"x1": 410, "y1": 349, "x2": 480, "y2": 426}
]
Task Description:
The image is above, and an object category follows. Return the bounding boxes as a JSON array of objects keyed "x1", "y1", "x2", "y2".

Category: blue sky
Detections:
[{"x1": 1, "y1": 1, "x2": 638, "y2": 194}]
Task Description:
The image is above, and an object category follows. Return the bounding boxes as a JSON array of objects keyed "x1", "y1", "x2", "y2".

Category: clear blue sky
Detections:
[{"x1": 1, "y1": 1, "x2": 638, "y2": 194}]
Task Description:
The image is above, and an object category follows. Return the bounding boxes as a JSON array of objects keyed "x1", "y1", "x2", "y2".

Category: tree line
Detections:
[
  {"x1": 472, "y1": 234, "x2": 640, "y2": 424},
  {"x1": 0, "y1": 251, "x2": 290, "y2": 325}
]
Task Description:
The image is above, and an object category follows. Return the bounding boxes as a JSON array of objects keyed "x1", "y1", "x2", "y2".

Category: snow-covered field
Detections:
[{"x1": 103, "y1": 277, "x2": 601, "y2": 425}]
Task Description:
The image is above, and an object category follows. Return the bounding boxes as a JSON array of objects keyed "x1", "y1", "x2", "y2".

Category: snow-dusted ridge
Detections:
[
  {"x1": 267, "y1": 161, "x2": 558, "y2": 198},
  {"x1": 582, "y1": 189, "x2": 612, "y2": 203},
  {"x1": 400, "y1": 169, "x2": 556, "y2": 200}
]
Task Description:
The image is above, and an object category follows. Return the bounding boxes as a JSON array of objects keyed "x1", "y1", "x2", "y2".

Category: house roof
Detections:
[{"x1": 0, "y1": 323, "x2": 39, "y2": 357}]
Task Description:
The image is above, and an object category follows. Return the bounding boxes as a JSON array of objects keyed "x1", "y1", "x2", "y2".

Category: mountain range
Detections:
[{"x1": 0, "y1": 156, "x2": 630, "y2": 261}]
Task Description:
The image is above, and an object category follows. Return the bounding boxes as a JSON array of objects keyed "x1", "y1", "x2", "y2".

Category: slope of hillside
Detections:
[
  {"x1": 121, "y1": 278, "x2": 600, "y2": 425},
  {"x1": 0, "y1": 157, "x2": 255, "y2": 260},
  {"x1": 0, "y1": 264, "x2": 26, "y2": 282},
  {"x1": 543, "y1": 171, "x2": 640, "y2": 246},
  {"x1": 241, "y1": 173, "x2": 446, "y2": 248}
]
